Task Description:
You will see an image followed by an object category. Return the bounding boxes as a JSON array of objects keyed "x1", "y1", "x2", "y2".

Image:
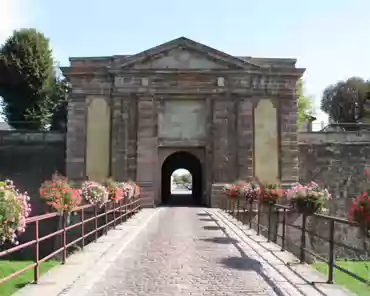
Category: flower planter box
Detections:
[{"x1": 294, "y1": 199, "x2": 320, "y2": 216}]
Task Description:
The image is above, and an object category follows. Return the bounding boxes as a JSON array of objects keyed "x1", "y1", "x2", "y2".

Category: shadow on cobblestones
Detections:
[
  {"x1": 196, "y1": 213, "x2": 211, "y2": 216},
  {"x1": 203, "y1": 225, "x2": 225, "y2": 231},
  {"x1": 198, "y1": 218, "x2": 216, "y2": 222},
  {"x1": 221, "y1": 256, "x2": 262, "y2": 271},
  {"x1": 208, "y1": 214, "x2": 288, "y2": 296},
  {"x1": 201, "y1": 237, "x2": 240, "y2": 244},
  {"x1": 212, "y1": 211, "x2": 331, "y2": 296},
  {"x1": 220, "y1": 256, "x2": 286, "y2": 296}
]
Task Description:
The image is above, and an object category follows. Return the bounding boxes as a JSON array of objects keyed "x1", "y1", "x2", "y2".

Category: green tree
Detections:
[
  {"x1": 172, "y1": 173, "x2": 192, "y2": 190},
  {"x1": 297, "y1": 79, "x2": 315, "y2": 127},
  {"x1": 321, "y1": 77, "x2": 369, "y2": 124},
  {"x1": 50, "y1": 77, "x2": 69, "y2": 131},
  {"x1": 0, "y1": 28, "x2": 56, "y2": 130}
]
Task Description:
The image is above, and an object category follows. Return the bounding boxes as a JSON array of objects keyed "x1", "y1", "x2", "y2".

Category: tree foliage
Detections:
[
  {"x1": 297, "y1": 79, "x2": 315, "y2": 127},
  {"x1": 172, "y1": 173, "x2": 192, "y2": 190},
  {"x1": 50, "y1": 78, "x2": 69, "y2": 131},
  {"x1": 0, "y1": 28, "x2": 61, "y2": 130},
  {"x1": 320, "y1": 77, "x2": 369, "y2": 124}
]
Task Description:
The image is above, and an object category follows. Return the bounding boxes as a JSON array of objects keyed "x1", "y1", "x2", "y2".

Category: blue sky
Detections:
[{"x1": 1, "y1": 0, "x2": 370, "y2": 124}]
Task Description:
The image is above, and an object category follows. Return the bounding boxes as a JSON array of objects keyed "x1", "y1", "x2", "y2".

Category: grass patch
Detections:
[
  {"x1": 313, "y1": 261, "x2": 370, "y2": 296},
  {"x1": 0, "y1": 260, "x2": 59, "y2": 296}
]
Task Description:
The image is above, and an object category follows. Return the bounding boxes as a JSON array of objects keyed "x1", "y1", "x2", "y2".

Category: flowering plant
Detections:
[
  {"x1": 223, "y1": 184, "x2": 232, "y2": 196},
  {"x1": 118, "y1": 182, "x2": 139, "y2": 200},
  {"x1": 104, "y1": 179, "x2": 124, "y2": 203},
  {"x1": 286, "y1": 182, "x2": 331, "y2": 214},
  {"x1": 222, "y1": 180, "x2": 248, "y2": 199},
  {"x1": 132, "y1": 182, "x2": 140, "y2": 198},
  {"x1": 0, "y1": 180, "x2": 31, "y2": 245},
  {"x1": 259, "y1": 184, "x2": 285, "y2": 205},
  {"x1": 39, "y1": 174, "x2": 82, "y2": 213},
  {"x1": 349, "y1": 170, "x2": 370, "y2": 230},
  {"x1": 81, "y1": 181, "x2": 109, "y2": 207},
  {"x1": 230, "y1": 184, "x2": 244, "y2": 198},
  {"x1": 244, "y1": 181, "x2": 260, "y2": 201},
  {"x1": 349, "y1": 192, "x2": 370, "y2": 229}
]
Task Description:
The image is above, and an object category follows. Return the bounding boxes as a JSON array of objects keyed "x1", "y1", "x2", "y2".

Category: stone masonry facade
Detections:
[{"x1": 61, "y1": 37, "x2": 304, "y2": 207}]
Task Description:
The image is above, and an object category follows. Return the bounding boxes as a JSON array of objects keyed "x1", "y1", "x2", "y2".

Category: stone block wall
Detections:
[
  {"x1": 299, "y1": 132, "x2": 370, "y2": 204},
  {"x1": 296, "y1": 131, "x2": 370, "y2": 259},
  {"x1": 0, "y1": 131, "x2": 66, "y2": 259},
  {"x1": 0, "y1": 131, "x2": 66, "y2": 215}
]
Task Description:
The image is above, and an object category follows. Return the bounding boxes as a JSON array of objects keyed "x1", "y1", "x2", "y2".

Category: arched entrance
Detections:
[{"x1": 161, "y1": 151, "x2": 202, "y2": 206}]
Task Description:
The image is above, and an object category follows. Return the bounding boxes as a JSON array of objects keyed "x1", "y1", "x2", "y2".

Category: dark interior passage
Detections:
[{"x1": 161, "y1": 151, "x2": 202, "y2": 206}]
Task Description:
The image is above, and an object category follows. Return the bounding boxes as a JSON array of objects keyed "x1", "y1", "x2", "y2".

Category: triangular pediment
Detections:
[{"x1": 119, "y1": 37, "x2": 260, "y2": 70}]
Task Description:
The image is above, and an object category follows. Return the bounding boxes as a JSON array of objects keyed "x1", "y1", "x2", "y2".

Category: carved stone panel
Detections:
[{"x1": 158, "y1": 100, "x2": 206, "y2": 140}]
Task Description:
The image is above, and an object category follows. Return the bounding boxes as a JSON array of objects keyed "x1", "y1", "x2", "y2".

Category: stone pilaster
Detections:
[
  {"x1": 205, "y1": 97, "x2": 214, "y2": 205},
  {"x1": 237, "y1": 99, "x2": 254, "y2": 180},
  {"x1": 136, "y1": 96, "x2": 157, "y2": 206},
  {"x1": 212, "y1": 98, "x2": 236, "y2": 183},
  {"x1": 280, "y1": 96, "x2": 299, "y2": 185},
  {"x1": 66, "y1": 96, "x2": 87, "y2": 182},
  {"x1": 111, "y1": 96, "x2": 129, "y2": 181},
  {"x1": 127, "y1": 97, "x2": 138, "y2": 180}
]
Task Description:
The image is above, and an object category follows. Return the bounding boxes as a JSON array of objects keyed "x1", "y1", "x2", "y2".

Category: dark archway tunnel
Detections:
[{"x1": 161, "y1": 151, "x2": 202, "y2": 206}]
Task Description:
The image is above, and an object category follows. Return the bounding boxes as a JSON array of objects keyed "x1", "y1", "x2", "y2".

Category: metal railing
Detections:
[
  {"x1": 220, "y1": 196, "x2": 370, "y2": 286},
  {"x1": 0, "y1": 195, "x2": 141, "y2": 286}
]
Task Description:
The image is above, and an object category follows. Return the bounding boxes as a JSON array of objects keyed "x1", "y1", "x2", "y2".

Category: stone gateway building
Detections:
[{"x1": 62, "y1": 37, "x2": 305, "y2": 207}]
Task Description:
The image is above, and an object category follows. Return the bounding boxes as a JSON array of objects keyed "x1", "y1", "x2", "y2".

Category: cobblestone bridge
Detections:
[{"x1": 16, "y1": 207, "x2": 352, "y2": 296}]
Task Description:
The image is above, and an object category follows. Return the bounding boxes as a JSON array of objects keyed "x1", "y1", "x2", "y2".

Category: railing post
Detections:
[
  {"x1": 129, "y1": 197, "x2": 132, "y2": 218},
  {"x1": 267, "y1": 205, "x2": 272, "y2": 242},
  {"x1": 236, "y1": 198, "x2": 240, "y2": 220},
  {"x1": 257, "y1": 202, "x2": 261, "y2": 235},
  {"x1": 119, "y1": 199, "x2": 123, "y2": 224},
  {"x1": 327, "y1": 219, "x2": 335, "y2": 284},
  {"x1": 134, "y1": 196, "x2": 137, "y2": 215},
  {"x1": 113, "y1": 201, "x2": 116, "y2": 228},
  {"x1": 123, "y1": 197, "x2": 127, "y2": 222},
  {"x1": 243, "y1": 203, "x2": 246, "y2": 224},
  {"x1": 81, "y1": 208, "x2": 85, "y2": 250},
  {"x1": 281, "y1": 208, "x2": 286, "y2": 251},
  {"x1": 62, "y1": 212, "x2": 67, "y2": 264},
  {"x1": 136, "y1": 195, "x2": 141, "y2": 212},
  {"x1": 274, "y1": 208, "x2": 279, "y2": 243},
  {"x1": 94, "y1": 206, "x2": 98, "y2": 242},
  {"x1": 249, "y1": 200, "x2": 253, "y2": 229},
  {"x1": 300, "y1": 212, "x2": 307, "y2": 263},
  {"x1": 105, "y1": 203, "x2": 108, "y2": 234},
  {"x1": 33, "y1": 220, "x2": 39, "y2": 283}
]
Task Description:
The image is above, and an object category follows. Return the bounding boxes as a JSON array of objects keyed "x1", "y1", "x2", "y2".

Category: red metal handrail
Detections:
[
  {"x1": 221, "y1": 196, "x2": 370, "y2": 287},
  {"x1": 0, "y1": 195, "x2": 141, "y2": 287}
]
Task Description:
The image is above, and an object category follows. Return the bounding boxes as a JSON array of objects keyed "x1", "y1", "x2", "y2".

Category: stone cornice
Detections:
[
  {"x1": 108, "y1": 90, "x2": 294, "y2": 99},
  {"x1": 61, "y1": 66, "x2": 305, "y2": 80},
  {"x1": 111, "y1": 89, "x2": 296, "y2": 97},
  {"x1": 61, "y1": 66, "x2": 110, "y2": 77},
  {"x1": 108, "y1": 68, "x2": 305, "y2": 77}
]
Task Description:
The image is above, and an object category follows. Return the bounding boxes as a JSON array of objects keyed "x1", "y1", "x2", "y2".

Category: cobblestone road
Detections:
[{"x1": 67, "y1": 207, "x2": 351, "y2": 296}]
